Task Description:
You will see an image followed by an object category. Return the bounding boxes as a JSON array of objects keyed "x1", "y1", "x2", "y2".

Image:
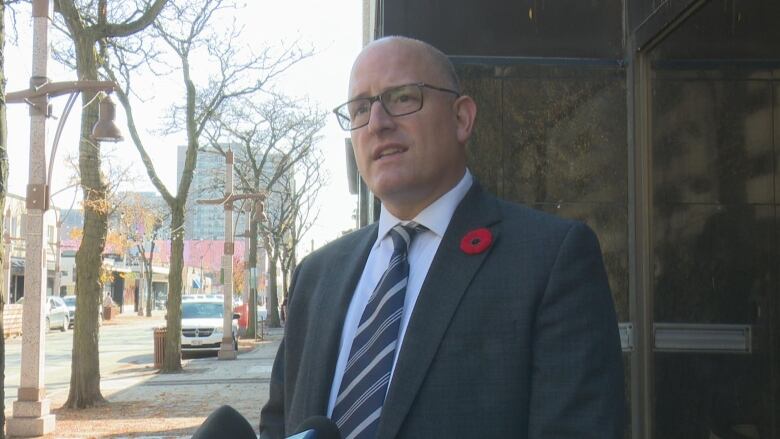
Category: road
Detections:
[{"x1": 3, "y1": 312, "x2": 165, "y2": 409}]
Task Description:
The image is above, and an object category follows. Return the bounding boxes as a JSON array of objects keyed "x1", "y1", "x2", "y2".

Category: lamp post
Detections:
[
  {"x1": 197, "y1": 149, "x2": 264, "y2": 360},
  {"x1": 5, "y1": 1, "x2": 123, "y2": 434}
]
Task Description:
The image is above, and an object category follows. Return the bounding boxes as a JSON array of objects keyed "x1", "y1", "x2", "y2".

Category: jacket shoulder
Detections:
[
  {"x1": 494, "y1": 197, "x2": 583, "y2": 235},
  {"x1": 298, "y1": 224, "x2": 377, "y2": 266}
]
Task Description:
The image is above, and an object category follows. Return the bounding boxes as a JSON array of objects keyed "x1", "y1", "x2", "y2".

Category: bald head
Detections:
[
  {"x1": 349, "y1": 36, "x2": 461, "y2": 96},
  {"x1": 344, "y1": 36, "x2": 477, "y2": 220}
]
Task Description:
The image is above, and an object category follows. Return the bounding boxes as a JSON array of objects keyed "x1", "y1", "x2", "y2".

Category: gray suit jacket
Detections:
[{"x1": 259, "y1": 183, "x2": 625, "y2": 438}]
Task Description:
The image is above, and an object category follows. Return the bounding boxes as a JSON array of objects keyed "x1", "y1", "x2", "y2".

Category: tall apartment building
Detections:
[{"x1": 177, "y1": 144, "x2": 248, "y2": 239}]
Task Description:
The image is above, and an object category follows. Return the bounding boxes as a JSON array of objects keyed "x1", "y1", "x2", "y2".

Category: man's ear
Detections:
[{"x1": 453, "y1": 95, "x2": 477, "y2": 143}]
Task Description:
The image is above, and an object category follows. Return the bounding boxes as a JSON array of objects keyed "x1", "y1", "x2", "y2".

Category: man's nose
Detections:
[{"x1": 366, "y1": 99, "x2": 395, "y2": 132}]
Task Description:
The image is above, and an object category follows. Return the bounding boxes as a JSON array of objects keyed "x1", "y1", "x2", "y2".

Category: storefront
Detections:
[{"x1": 362, "y1": 1, "x2": 779, "y2": 437}]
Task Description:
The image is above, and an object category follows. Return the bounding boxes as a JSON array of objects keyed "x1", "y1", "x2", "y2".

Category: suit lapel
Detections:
[
  {"x1": 378, "y1": 184, "x2": 502, "y2": 439},
  {"x1": 305, "y1": 225, "x2": 378, "y2": 416}
]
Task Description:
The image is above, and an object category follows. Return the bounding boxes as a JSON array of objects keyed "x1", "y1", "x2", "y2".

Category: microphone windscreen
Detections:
[
  {"x1": 192, "y1": 405, "x2": 256, "y2": 439},
  {"x1": 294, "y1": 415, "x2": 341, "y2": 439}
]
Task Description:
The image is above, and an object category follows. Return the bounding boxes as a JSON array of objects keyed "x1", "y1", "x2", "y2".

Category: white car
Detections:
[
  {"x1": 180, "y1": 299, "x2": 239, "y2": 356},
  {"x1": 62, "y1": 295, "x2": 102, "y2": 329},
  {"x1": 17, "y1": 296, "x2": 69, "y2": 332},
  {"x1": 257, "y1": 305, "x2": 268, "y2": 321},
  {"x1": 62, "y1": 295, "x2": 77, "y2": 328}
]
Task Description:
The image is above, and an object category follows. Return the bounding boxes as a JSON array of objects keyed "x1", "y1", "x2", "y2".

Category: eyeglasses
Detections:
[{"x1": 333, "y1": 83, "x2": 460, "y2": 131}]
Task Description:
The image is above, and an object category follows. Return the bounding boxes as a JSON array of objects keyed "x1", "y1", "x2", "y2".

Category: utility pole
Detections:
[
  {"x1": 197, "y1": 149, "x2": 264, "y2": 360},
  {"x1": 4, "y1": 1, "x2": 122, "y2": 432}
]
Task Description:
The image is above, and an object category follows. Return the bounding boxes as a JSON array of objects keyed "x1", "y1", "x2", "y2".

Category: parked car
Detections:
[
  {"x1": 62, "y1": 295, "x2": 102, "y2": 328},
  {"x1": 180, "y1": 299, "x2": 239, "y2": 357},
  {"x1": 17, "y1": 296, "x2": 69, "y2": 332},
  {"x1": 62, "y1": 295, "x2": 77, "y2": 327},
  {"x1": 257, "y1": 305, "x2": 268, "y2": 322}
]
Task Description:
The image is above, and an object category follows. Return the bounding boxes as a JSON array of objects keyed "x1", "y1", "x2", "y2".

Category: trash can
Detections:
[
  {"x1": 153, "y1": 327, "x2": 167, "y2": 369},
  {"x1": 103, "y1": 305, "x2": 113, "y2": 321}
]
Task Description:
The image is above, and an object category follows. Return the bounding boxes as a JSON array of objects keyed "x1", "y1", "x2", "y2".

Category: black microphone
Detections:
[
  {"x1": 191, "y1": 405, "x2": 256, "y2": 439},
  {"x1": 287, "y1": 416, "x2": 341, "y2": 439}
]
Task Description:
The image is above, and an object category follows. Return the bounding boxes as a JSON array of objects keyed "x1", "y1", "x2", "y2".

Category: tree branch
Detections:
[{"x1": 101, "y1": 0, "x2": 167, "y2": 38}]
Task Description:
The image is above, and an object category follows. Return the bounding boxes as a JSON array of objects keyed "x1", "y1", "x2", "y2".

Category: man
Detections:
[{"x1": 259, "y1": 36, "x2": 624, "y2": 438}]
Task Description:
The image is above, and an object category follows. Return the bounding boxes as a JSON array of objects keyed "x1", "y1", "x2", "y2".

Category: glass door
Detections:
[{"x1": 647, "y1": 1, "x2": 780, "y2": 437}]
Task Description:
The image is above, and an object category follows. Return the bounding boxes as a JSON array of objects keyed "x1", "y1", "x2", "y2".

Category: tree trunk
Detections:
[
  {"x1": 145, "y1": 256, "x2": 154, "y2": 317},
  {"x1": 281, "y1": 260, "x2": 289, "y2": 303},
  {"x1": 266, "y1": 242, "x2": 281, "y2": 328},
  {"x1": 0, "y1": 2, "x2": 9, "y2": 433},
  {"x1": 51, "y1": 0, "x2": 168, "y2": 403},
  {"x1": 65, "y1": 34, "x2": 107, "y2": 408},
  {"x1": 140, "y1": 241, "x2": 156, "y2": 317},
  {"x1": 163, "y1": 204, "x2": 185, "y2": 371}
]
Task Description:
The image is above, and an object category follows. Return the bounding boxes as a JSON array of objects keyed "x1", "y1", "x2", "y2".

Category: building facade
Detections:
[
  {"x1": 3, "y1": 193, "x2": 60, "y2": 303},
  {"x1": 360, "y1": 1, "x2": 779, "y2": 438}
]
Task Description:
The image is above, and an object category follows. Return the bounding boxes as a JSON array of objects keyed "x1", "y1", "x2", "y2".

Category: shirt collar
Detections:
[{"x1": 376, "y1": 169, "x2": 474, "y2": 247}]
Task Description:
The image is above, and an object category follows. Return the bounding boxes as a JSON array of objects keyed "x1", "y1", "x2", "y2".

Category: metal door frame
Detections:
[{"x1": 626, "y1": 1, "x2": 712, "y2": 438}]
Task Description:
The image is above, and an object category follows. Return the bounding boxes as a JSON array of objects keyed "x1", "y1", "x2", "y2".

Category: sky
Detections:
[{"x1": 4, "y1": 1, "x2": 363, "y2": 254}]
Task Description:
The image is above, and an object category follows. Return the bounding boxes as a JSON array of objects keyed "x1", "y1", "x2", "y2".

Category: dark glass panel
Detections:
[
  {"x1": 627, "y1": 0, "x2": 657, "y2": 34},
  {"x1": 382, "y1": 0, "x2": 623, "y2": 59},
  {"x1": 501, "y1": 67, "x2": 627, "y2": 205},
  {"x1": 776, "y1": 83, "x2": 780, "y2": 201},
  {"x1": 655, "y1": 353, "x2": 768, "y2": 439},
  {"x1": 774, "y1": 205, "x2": 780, "y2": 437},
  {"x1": 652, "y1": 79, "x2": 774, "y2": 205},
  {"x1": 653, "y1": 204, "x2": 773, "y2": 324},
  {"x1": 653, "y1": 0, "x2": 780, "y2": 60},
  {"x1": 458, "y1": 64, "x2": 503, "y2": 197}
]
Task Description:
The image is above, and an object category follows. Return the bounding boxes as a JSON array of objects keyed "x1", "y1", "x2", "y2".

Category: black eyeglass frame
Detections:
[{"x1": 332, "y1": 82, "x2": 461, "y2": 131}]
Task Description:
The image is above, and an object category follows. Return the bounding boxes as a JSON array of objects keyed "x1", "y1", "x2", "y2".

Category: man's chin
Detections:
[{"x1": 368, "y1": 179, "x2": 413, "y2": 203}]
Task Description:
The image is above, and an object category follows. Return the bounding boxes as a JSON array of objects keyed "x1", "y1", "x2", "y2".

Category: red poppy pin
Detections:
[{"x1": 460, "y1": 228, "x2": 493, "y2": 255}]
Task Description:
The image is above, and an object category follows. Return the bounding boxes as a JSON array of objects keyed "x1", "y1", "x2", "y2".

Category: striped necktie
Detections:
[{"x1": 331, "y1": 222, "x2": 425, "y2": 439}]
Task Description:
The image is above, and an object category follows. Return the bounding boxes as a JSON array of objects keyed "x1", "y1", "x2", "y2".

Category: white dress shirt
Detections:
[{"x1": 326, "y1": 169, "x2": 474, "y2": 415}]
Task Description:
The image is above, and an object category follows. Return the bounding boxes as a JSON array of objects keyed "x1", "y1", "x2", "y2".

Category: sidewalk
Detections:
[{"x1": 50, "y1": 315, "x2": 283, "y2": 438}]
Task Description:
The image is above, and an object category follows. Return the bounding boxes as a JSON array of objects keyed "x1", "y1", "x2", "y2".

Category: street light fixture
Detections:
[
  {"x1": 4, "y1": 0, "x2": 123, "y2": 435},
  {"x1": 91, "y1": 93, "x2": 124, "y2": 142}
]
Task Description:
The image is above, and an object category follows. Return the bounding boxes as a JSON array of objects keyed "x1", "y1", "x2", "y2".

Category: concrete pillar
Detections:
[
  {"x1": 7, "y1": 0, "x2": 56, "y2": 435},
  {"x1": 218, "y1": 150, "x2": 236, "y2": 360}
]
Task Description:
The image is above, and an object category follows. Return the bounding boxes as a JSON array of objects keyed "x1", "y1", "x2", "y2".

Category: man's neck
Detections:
[
  {"x1": 379, "y1": 170, "x2": 473, "y2": 228},
  {"x1": 380, "y1": 169, "x2": 469, "y2": 220}
]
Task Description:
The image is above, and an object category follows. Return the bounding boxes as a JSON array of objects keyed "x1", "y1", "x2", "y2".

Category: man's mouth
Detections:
[{"x1": 375, "y1": 146, "x2": 406, "y2": 160}]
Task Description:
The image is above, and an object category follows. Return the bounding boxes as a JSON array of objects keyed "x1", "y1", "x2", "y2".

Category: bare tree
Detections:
[
  {"x1": 51, "y1": 0, "x2": 168, "y2": 408},
  {"x1": 279, "y1": 151, "x2": 326, "y2": 302},
  {"x1": 114, "y1": 193, "x2": 168, "y2": 316},
  {"x1": 205, "y1": 94, "x2": 326, "y2": 330},
  {"x1": 104, "y1": 0, "x2": 312, "y2": 370},
  {"x1": 266, "y1": 151, "x2": 326, "y2": 326}
]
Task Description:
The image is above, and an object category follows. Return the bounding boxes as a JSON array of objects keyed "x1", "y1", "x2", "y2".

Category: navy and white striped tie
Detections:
[{"x1": 331, "y1": 222, "x2": 425, "y2": 439}]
